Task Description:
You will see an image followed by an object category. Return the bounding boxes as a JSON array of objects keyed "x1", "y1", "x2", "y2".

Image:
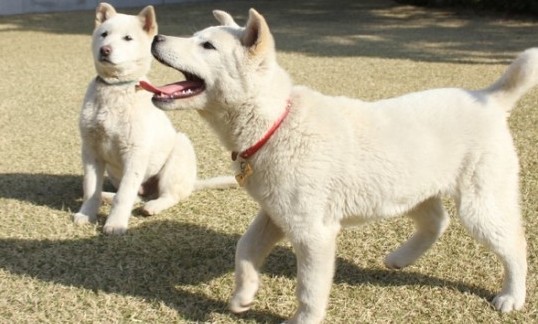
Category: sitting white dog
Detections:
[
  {"x1": 143, "y1": 8, "x2": 535, "y2": 323},
  {"x1": 74, "y1": 3, "x2": 234, "y2": 235}
]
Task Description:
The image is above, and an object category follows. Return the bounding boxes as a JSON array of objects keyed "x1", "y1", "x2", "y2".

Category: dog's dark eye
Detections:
[
  {"x1": 124, "y1": 35, "x2": 133, "y2": 41},
  {"x1": 202, "y1": 41, "x2": 216, "y2": 50},
  {"x1": 101, "y1": 31, "x2": 108, "y2": 38}
]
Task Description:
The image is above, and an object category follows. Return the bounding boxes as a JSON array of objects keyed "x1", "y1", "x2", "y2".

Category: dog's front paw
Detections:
[
  {"x1": 229, "y1": 293, "x2": 254, "y2": 314},
  {"x1": 383, "y1": 249, "x2": 418, "y2": 270},
  {"x1": 73, "y1": 212, "x2": 96, "y2": 225},
  {"x1": 103, "y1": 223, "x2": 128, "y2": 235},
  {"x1": 492, "y1": 293, "x2": 524, "y2": 313}
]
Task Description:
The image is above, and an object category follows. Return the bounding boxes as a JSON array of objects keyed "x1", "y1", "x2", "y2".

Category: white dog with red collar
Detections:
[{"x1": 142, "y1": 8, "x2": 535, "y2": 323}]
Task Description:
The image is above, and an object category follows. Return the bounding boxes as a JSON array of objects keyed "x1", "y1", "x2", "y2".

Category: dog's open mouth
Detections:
[{"x1": 139, "y1": 71, "x2": 205, "y2": 100}]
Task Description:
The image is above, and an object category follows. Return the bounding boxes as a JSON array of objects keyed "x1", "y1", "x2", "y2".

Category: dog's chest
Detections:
[{"x1": 80, "y1": 90, "x2": 140, "y2": 159}]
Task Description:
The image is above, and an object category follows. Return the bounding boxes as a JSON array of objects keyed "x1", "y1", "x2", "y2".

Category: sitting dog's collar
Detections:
[
  {"x1": 232, "y1": 99, "x2": 292, "y2": 161},
  {"x1": 95, "y1": 76, "x2": 140, "y2": 88}
]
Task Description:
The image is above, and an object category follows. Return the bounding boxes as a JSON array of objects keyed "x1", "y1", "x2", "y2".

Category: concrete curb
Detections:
[{"x1": 0, "y1": 0, "x2": 199, "y2": 16}]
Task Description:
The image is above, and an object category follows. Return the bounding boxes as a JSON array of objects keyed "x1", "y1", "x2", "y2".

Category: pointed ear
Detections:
[
  {"x1": 213, "y1": 10, "x2": 239, "y2": 27},
  {"x1": 241, "y1": 8, "x2": 274, "y2": 58},
  {"x1": 95, "y1": 2, "x2": 116, "y2": 27},
  {"x1": 138, "y1": 5, "x2": 158, "y2": 36}
]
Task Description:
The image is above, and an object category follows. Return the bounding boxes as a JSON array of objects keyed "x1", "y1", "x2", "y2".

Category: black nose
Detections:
[
  {"x1": 151, "y1": 35, "x2": 166, "y2": 55},
  {"x1": 100, "y1": 45, "x2": 112, "y2": 57},
  {"x1": 153, "y1": 34, "x2": 166, "y2": 45}
]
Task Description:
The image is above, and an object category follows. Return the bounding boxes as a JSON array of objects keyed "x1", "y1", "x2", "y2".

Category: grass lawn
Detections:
[{"x1": 0, "y1": 0, "x2": 537, "y2": 322}]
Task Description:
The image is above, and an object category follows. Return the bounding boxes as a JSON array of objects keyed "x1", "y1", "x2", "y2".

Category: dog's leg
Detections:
[
  {"x1": 142, "y1": 133, "x2": 196, "y2": 215},
  {"x1": 230, "y1": 210, "x2": 284, "y2": 313},
  {"x1": 458, "y1": 193, "x2": 526, "y2": 312},
  {"x1": 384, "y1": 197, "x2": 449, "y2": 269},
  {"x1": 74, "y1": 149, "x2": 105, "y2": 225},
  {"x1": 457, "y1": 156, "x2": 526, "y2": 313},
  {"x1": 103, "y1": 155, "x2": 149, "y2": 235},
  {"x1": 288, "y1": 224, "x2": 339, "y2": 324}
]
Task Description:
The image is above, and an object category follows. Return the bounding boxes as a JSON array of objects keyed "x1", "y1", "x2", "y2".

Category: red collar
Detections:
[{"x1": 232, "y1": 99, "x2": 292, "y2": 161}]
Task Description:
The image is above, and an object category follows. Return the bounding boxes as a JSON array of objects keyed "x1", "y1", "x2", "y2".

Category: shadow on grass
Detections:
[
  {"x1": 0, "y1": 0, "x2": 536, "y2": 64},
  {"x1": 0, "y1": 219, "x2": 495, "y2": 322},
  {"x1": 0, "y1": 173, "x2": 82, "y2": 211}
]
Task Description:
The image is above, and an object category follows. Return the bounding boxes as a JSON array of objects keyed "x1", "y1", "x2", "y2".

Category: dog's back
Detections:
[{"x1": 282, "y1": 49, "x2": 536, "y2": 220}]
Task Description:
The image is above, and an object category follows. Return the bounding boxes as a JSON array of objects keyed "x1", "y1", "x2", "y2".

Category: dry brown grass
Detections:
[{"x1": 0, "y1": 0, "x2": 537, "y2": 323}]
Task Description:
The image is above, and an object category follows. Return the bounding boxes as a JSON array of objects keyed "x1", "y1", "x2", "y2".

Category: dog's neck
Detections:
[
  {"x1": 231, "y1": 99, "x2": 292, "y2": 161},
  {"x1": 203, "y1": 97, "x2": 294, "y2": 159},
  {"x1": 95, "y1": 76, "x2": 140, "y2": 88},
  {"x1": 206, "y1": 66, "x2": 294, "y2": 157}
]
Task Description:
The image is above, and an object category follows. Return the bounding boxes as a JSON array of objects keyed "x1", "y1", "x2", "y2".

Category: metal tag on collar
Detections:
[{"x1": 235, "y1": 160, "x2": 253, "y2": 187}]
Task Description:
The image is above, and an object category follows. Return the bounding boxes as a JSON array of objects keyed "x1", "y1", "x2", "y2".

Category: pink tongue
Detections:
[{"x1": 139, "y1": 80, "x2": 199, "y2": 96}]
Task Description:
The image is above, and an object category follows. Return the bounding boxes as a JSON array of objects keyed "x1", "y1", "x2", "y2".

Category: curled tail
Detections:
[
  {"x1": 486, "y1": 48, "x2": 538, "y2": 112},
  {"x1": 194, "y1": 175, "x2": 237, "y2": 191}
]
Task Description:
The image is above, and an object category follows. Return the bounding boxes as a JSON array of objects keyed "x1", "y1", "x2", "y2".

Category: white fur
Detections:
[
  {"x1": 150, "y1": 8, "x2": 535, "y2": 323},
  {"x1": 74, "y1": 3, "x2": 235, "y2": 235}
]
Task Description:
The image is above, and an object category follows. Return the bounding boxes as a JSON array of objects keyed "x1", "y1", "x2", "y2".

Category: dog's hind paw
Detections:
[
  {"x1": 140, "y1": 202, "x2": 162, "y2": 216},
  {"x1": 101, "y1": 192, "x2": 115, "y2": 205},
  {"x1": 103, "y1": 223, "x2": 128, "y2": 235},
  {"x1": 141, "y1": 197, "x2": 176, "y2": 216},
  {"x1": 229, "y1": 295, "x2": 254, "y2": 314},
  {"x1": 73, "y1": 213, "x2": 96, "y2": 225},
  {"x1": 383, "y1": 253, "x2": 408, "y2": 270},
  {"x1": 492, "y1": 293, "x2": 524, "y2": 313}
]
